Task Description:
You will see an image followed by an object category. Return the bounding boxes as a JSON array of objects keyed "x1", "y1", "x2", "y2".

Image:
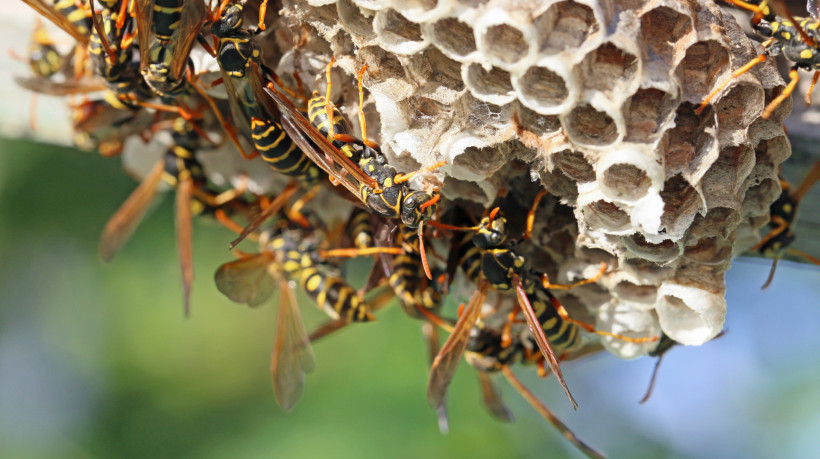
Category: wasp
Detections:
[
  {"x1": 750, "y1": 159, "x2": 820, "y2": 288},
  {"x1": 87, "y1": 0, "x2": 147, "y2": 101},
  {"x1": 99, "y1": 117, "x2": 249, "y2": 315},
  {"x1": 260, "y1": 60, "x2": 444, "y2": 280},
  {"x1": 427, "y1": 195, "x2": 659, "y2": 415},
  {"x1": 464, "y1": 321, "x2": 605, "y2": 459},
  {"x1": 214, "y1": 205, "x2": 400, "y2": 410},
  {"x1": 133, "y1": 0, "x2": 208, "y2": 98},
  {"x1": 697, "y1": 0, "x2": 820, "y2": 118}
]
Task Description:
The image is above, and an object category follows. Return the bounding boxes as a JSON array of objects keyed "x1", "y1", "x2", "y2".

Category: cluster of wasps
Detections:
[
  {"x1": 19, "y1": 0, "x2": 820, "y2": 457},
  {"x1": 697, "y1": 0, "x2": 820, "y2": 287}
]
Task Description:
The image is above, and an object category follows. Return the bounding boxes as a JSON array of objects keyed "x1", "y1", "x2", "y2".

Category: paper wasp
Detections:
[
  {"x1": 426, "y1": 194, "x2": 659, "y2": 415},
  {"x1": 697, "y1": 0, "x2": 820, "y2": 118},
  {"x1": 99, "y1": 117, "x2": 249, "y2": 315},
  {"x1": 260, "y1": 59, "x2": 444, "y2": 279},
  {"x1": 133, "y1": 0, "x2": 208, "y2": 98},
  {"x1": 214, "y1": 203, "x2": 404, "y2": 411},
  {"x1": 751, "y1": 159, "x2": 820, "y2": 288},
  {"x1": 464, "y1": 321, "x2": 605, "y2": 459}
]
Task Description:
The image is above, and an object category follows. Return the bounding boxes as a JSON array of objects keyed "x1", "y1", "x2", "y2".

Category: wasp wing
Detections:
[
  {"x1": 476, "y1": 371, "x2": 514, "y2": 423},
  {"x1": 514, "y1": 277, "x2": 577, "y2": 410},
  {"x1": 272, "y1": 277, "x2": 316, "y2": 412},
  {"x1": 14, "y1": 75, "x2": 106, "y2": 95},
  {"x1": 133, "y1": 0, "x2": 156, "y2": 70},
  {"x1": 176, "y1": 176, "x2": 194, "y2": 316},
  {"x1": 214, "y1": 253, "x2": 277, "y2": 307},
  {"x1": 99, "y1": 160, "x2": 165, "y2": 262},
  {"x1": 262, "y1": 84, "x2": 378, "y2": 191},
  {"x1": 21, "y1": 0, "x2": 90, "y2": 45},
  {"x1": 426, "y1": 279, "x2": 488, "y2": 410},
  {"x1": 168, "y1": 0, "x2": 207, "y2": 81}
]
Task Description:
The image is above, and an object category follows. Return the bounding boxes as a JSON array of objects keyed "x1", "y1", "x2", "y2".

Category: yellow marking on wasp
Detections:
[{"x1": 305, "y1": 274, "x2": 321, "y2": 292}]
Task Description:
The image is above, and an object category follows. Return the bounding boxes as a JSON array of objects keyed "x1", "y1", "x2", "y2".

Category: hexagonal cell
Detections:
[
  {"x1": 701, "y1": 145, "x2": 755, "y2": 209},
  {"x1": 625, "y1": 88, "x2": 678, "y2": 143},
  {"x1": 582, "y1": 199, "x2": 631, "y2": 232},
  {"x1": 463, "y1": 63, "x2": 515, "y2": 104},
  {"x1": 663, "y1": 102, "x2": 717, "y2": 178},
  {"x1": 578, "y1": 42, "x2": 638, "y2": 94},
  {"x1": 742, "y1": 178, "x2": 780, "y2": 219},
  {"x1": 541, "y1": 166, "x2": 579, "y2": 200},
  {"x1": 563, "y1": 103, "x2": 619, "y2": 147},
  {"x1": 578, "y1": 246, "x2": 618, "y2": 267},
  {"x1": 754, "y1": 134, "x2": 790, "y2": 168},
  {"x1": 406, "y1": 47, "x2": 464, "y2": 94},
  {"x1": 639, "y1": 5, "x2": 693, "y2": 65},
  {"x1": 452, "y1": 143, "x2": 507, "y2": 179},
  {"x1": 467, "y1": 97, "x2": 511, "y2": 129},
  {"x1": 552, "y1": 149, "x2": 594, "y2": 182},
  {"x1": 479, "y1": 22, "x2": 531, "y2": 67},
  {"x1": 373, "y1": 8, "x2": 428, "y2": 55},
  {"x1": 613, "y1": 281, "x2": 657, "y2": 304},
  {"x1": 512, "y1": 102, "x2": 561, "y2": 137},
  {"x1": 441, "y1": 175, "x2": 491, "y2": 204},
  {"x1": 660, "y1": 174, "x2": 700, "y2": 235},
  {"x1": 683, "y1": 237, "x2": 733, "y2": 266},
  {"x1": 601, "y1": 163, "x2": 652, "y2": 201},
  {"x1": 621, "y1": 233, "x2": 682, "y2": 264},
  {"x1": 761, "y1": 82, "x2": 794, "y2": 124},
  {"x1": 687, "y1": 207, "x2": 741, "y2": 240},
  {"x1": 714, "y1": 82, "x2": 765, "y2": 130},
  {"x1": 514, "y1": 64, "x2": 570, "y2": 114},
  {"x1": 622, "y1": 257, "x2": 675, "y2": 284},
  {"x1": 534, "y1": 0, "x2": 598, "y2": 55},
  {"x1": 337, "y1": 0, "x2": 377, "y2": 41},
  {"x1": 676, "y1": 40, "x2": 730, "y2": 102},
  {"x1": 391, "y1": 0, "x2": 452, "y2": 23},
  {"x1": 656, "y1": 282, "x2": 726, "y2": 345},
  {"x1": 424, "y1": 17, "x2": 476, "y2": 61}
]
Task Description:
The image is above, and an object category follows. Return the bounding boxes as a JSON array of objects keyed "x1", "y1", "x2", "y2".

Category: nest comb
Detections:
[{"x1": 254, "y1": 0, "x2": 791, "y2": 357}]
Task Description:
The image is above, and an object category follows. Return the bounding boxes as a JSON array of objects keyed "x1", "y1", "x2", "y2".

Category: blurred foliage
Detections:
[{"x1": 2, "y1": 137, "x2": 820, "y2": 459}]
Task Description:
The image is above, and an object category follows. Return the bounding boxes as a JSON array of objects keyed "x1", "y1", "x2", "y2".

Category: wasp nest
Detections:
[{"x1": 267, "y1": 0, "x2": 790, "y2": 356}]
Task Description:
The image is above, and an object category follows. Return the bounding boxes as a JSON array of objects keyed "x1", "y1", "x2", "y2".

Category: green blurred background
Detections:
[{"x1": 2, "y1": 137, "x2": 820, "y2": 459}]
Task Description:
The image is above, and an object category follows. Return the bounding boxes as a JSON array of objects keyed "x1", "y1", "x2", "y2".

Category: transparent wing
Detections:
[
  {"x1": 21, "y1": 0, "x2": 89, "y2": 45},
  {"x1": 261, "y1": 82, "x2": 378, "y2": 192},
  {"x1": 477, "y1": 371, "x2": 514, "y2": 423},
  {"x1": 14, "y1": 76, "x2": 106, "y2": 96},
  {"x1": 271, "y1": 277, "x2": 316, "y2": 412},
  {"x1": 426, "y1": 279, "x2": 488, "y2": 410},
  {"x1": 514, "y1": 278, "x2": 577, "y2": 410},
  {"x1": 99, "y1": 160, "x2": 165, "y2": 262},
  {"x1": 133, "y1": 0, "x2": 155, "y2": 70},
  {"x1": 168, "y1": 0, "x2": 207, "y2": 81},
  {"x1": 176, "y1": 176, "x2": 194, "y2": 316},
  {"x1": 213, "y1": 253, "x2": 277, "y2": 307}
]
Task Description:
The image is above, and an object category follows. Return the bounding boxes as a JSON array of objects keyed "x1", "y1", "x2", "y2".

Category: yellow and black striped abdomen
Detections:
[
  {"x1": 306, "y1": 94, "x2": 360, "y2": 161},
  {"x1": 54, "y1": 0, "x2": 93, "y2": 36},
  {"x1": 528, "y1": 287, "x2": 581, "y2": 353},
  {"x1": 251, "y1": 117, "x2": 323, "y2": 184},
  {"x1": 348, "y1": 209, "x2": 373, "y2": 249},
  {"x1": 152, "y1": 0, "x2": 184, "y2": 41},
  {"x1": 389, "y1": 254, "x2": 421, "y2": 310},
  {"x1": 299, "y1": 266, "x2": 373, "y2": 322}
]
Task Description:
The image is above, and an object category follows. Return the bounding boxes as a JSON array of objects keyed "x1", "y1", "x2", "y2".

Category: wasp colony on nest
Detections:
[
  {"x1": 285, "y1": 0, "x2": 789, "y2": 351},
  {"x1": 16, "y1": 0, "x2": 795, "y2": 456}
]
